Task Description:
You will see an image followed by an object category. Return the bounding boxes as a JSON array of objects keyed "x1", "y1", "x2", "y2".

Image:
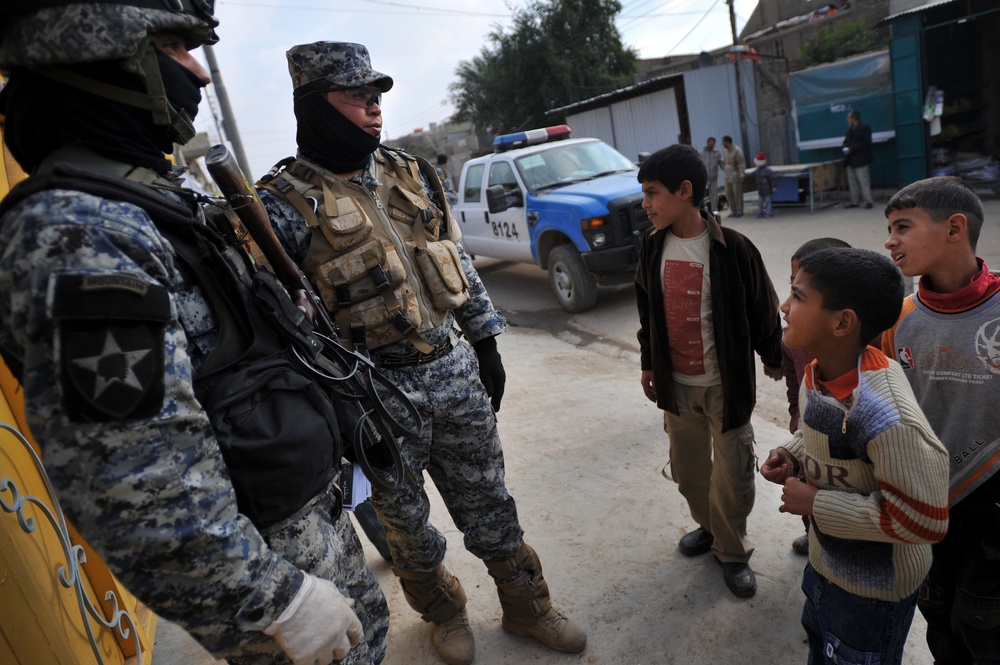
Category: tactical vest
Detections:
[
  {"x1": 258, "y1": 148, "x2": 470, "y2": 352},
  {"x1": 0, "y1": 161, "x2": 347, "y2": 529}
]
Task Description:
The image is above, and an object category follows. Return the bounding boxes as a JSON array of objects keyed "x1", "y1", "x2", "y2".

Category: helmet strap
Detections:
[{"x1": 31, "y1": 43, "x2": 195, "y2": 145}]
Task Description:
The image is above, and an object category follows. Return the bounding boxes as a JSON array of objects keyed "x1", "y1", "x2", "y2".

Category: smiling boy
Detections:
[
  {"x1": 635, "y1": 144, "x2": 783, "y2": 598},
  {"x1": 881, "y1": 176, "x2": 1000, "y2": 664}
]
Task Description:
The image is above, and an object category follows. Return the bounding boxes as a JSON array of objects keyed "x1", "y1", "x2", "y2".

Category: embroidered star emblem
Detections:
[{"x1": 71, "y1": 331, "x2": 151, "y2": 399}]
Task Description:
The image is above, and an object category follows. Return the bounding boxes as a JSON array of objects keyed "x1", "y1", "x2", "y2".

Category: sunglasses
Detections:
[{"x1": 330, "y1": 86, "x2": 382, "y2": 109}]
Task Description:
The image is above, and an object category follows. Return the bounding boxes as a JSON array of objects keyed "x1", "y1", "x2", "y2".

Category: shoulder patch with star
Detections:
[{"x1": 52, "y1": 272, "x2": 171, "y2": 421}]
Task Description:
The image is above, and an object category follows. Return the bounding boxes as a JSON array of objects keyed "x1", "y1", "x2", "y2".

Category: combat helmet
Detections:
[{"x1": 0, "y1": 0, "x2": 220, "y2": 145}]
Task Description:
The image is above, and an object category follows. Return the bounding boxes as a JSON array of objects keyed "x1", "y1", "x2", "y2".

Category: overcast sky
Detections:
[{"x1": 198, "y1": 0, "x2": 759, "y2": 179}]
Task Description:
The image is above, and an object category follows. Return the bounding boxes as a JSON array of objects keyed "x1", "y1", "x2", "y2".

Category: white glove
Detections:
[{"x1": 264, "y1": 573, "x2": 364, "y2": 665}]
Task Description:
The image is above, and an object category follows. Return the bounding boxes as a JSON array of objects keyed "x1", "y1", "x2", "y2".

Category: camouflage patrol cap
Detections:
[
  {"x1": 286, "y1": 42, "x2": 393, "y2": 93},
  {"x1": 0, "y1": 1, "x2": 219, "y2": 69}
]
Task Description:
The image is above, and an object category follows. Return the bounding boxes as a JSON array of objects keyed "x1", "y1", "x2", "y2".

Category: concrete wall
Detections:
[
  {"x1": 752, "y1": 59, "x2": 794, "y2": 165},
  {"x1": 744, "y1": 1, "x2": 892, "y2": 71}
]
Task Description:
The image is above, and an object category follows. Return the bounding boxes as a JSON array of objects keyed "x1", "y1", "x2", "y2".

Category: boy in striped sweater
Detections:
[{"x1": 761, "y1": 248, "x2": 949, "y2": 664}]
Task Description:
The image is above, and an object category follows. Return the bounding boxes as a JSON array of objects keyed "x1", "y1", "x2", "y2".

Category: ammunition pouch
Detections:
[{"x1": 412, "y1": 237, "x2": 469, "y2": 311}]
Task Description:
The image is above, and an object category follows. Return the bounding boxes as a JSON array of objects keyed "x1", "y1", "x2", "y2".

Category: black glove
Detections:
[{"x1": 473, "y1": 335, "x2": 506, "y2": 412}]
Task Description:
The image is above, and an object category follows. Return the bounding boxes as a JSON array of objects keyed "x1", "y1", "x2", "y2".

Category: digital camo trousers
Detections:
[
  {"x1": 227, "y1": 482, "x2": 389, "y2": 665},
  {"x1": 370, "y1": 336, "x2": 524, "y2": 572}
]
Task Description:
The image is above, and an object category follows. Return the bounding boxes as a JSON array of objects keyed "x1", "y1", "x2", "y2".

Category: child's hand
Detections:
[
  {"x1": 640, "y1": 370, "x2": 656, "y2": 402},
  {"x1": 761, "y1": 447, "x2": 796, "y2": 484},
  {"x1": 780, "y1": 477, "x2": 817, "y2": 516},
  {"x1": 763, "y1": 363, "x2": 783, "y2": 381}
]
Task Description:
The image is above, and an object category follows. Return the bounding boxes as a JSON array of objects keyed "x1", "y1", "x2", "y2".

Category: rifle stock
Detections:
[{"x1": 205, "y1": 144, "x2": 337, "y2": 337}]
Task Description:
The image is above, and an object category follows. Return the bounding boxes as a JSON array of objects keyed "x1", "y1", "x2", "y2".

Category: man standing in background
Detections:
[
  {"x1": 843, "y1": 109, "x2": 874, "y2": 209},
  {"x1": 700, "y1": 137, "x2": 723, "y2": 212},
  {"x1": 436, "y1": 153, "x2": 459, "y2": 204},
  {"x1": 722, "y1": 135, "x2": 746, "y2": 218}
]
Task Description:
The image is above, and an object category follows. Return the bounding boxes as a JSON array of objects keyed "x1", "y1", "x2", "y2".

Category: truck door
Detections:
[
  {"x1": 485, "y1": 160, "x2": 531, "y2": 261},
  {"x1": 456, "y1": 162, "x2": 490, "y2": 256}
]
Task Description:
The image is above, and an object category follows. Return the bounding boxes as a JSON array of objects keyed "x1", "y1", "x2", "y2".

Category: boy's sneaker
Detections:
[
  {"x1": 755, "y1": 214, "x2": 764, "y2": 218},
  {"x1": 765, "y1": 214, "x2": 772, "y2": 218}
]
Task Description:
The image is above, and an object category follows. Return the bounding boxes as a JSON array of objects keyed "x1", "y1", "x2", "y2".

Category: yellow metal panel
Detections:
[
  {"x1": 1, "y1": 362, "x2": 154, "y2": 665},
  {"x1": 0, "y1": 404, "x2": 105, "y2": 664},
  {"x1": 0, "y1": 630, "x2": 20, "y2": 665}
]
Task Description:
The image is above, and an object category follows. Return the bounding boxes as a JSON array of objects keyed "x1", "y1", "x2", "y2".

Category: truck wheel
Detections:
[{"x1": 548, "y1": 244, "x2": 597, "y2": 313}]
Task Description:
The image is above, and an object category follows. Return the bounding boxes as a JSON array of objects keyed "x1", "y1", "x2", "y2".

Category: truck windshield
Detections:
[{"x1": 515, "y1": 141, "x2": 637, "y2": 193}]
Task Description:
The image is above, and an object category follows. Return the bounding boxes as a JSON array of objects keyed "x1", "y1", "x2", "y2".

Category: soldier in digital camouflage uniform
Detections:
[
  {"x1": 258, "y1": 41, "x2": 587, "y2": 665},
  {"x1": 0, "y1": 5, "x2": 386, "y2": 665}
]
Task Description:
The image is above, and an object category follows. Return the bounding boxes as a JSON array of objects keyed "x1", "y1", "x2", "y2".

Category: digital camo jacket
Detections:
[{"x1": 0, "y1": 182, "x2": 303, "y2": 656}]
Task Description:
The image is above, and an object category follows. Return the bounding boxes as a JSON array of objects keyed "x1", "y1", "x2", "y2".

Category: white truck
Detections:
[{"x1": 452, "y1": 125, "x2": 650, "y2": 312}]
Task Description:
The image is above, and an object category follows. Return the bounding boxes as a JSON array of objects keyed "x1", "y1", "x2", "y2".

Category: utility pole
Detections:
[
  {"x1": 202, "y1": 45, "x2": 253, "y2": 180},
  {"x1": 727, "y1": 0, "x2": 749, "y2": 153}
]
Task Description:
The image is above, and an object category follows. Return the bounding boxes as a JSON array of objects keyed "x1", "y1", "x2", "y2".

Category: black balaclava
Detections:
[
  {"x1": 2, "y1": 48, "x2": 204, "y2": 175},
  {"x1": 293, "y1": 91, "x2": 380, "y2": 174},
  {"x1": 155, "y1": 47, "x2": 205, "y2": 137}
]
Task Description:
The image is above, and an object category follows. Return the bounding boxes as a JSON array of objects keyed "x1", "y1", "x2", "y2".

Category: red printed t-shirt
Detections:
[{"x1": 660, "y1": 229, "x2": 719, "y2": 386}]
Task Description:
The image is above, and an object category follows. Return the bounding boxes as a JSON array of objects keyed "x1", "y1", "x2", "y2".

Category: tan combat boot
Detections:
[
  {"x1": 392, "y1": 564, "x2": 475, "y2": 665},
  {"x1": 484, "y1": 542, "x2": 587, "y2": 653}
]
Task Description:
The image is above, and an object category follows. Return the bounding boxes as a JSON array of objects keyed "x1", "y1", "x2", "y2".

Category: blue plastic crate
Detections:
[{"x1": 773, "y1": 176, "x2": 801, "y2": 203}]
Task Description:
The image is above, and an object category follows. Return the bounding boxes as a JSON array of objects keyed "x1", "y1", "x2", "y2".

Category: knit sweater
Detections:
[{"x1": 783, "y1": 347, "x2": 949, "y2": 601}]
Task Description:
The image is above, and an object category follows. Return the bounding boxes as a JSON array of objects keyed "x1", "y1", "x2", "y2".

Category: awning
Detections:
[{"x1": 884, "y1": 0, "x2": 959, "y2": 22}]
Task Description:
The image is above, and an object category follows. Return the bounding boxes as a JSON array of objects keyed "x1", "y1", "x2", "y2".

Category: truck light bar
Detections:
[{"x1": 492, "y1": 125, "x2": 572, "y2": 153}]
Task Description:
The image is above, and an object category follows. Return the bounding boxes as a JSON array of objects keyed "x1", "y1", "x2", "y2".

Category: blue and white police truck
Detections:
[{"x1": 453, "y1": 125, "x2": 650, "y2": 312}]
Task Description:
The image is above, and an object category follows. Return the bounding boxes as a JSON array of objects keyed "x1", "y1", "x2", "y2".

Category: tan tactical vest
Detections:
[{"x1": 259, "y1": 149, "x2": 469, "y2": 352}]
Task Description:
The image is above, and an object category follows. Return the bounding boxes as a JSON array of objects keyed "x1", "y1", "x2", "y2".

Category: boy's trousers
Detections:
[{"x1": 662, "y1": 382, "x2": 756, "y2": 563}]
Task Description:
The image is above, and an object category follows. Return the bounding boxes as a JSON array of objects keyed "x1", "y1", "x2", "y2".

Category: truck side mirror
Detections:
[
  {"x1": 506, "y1": 189, "x2": 524, "y2": 209},
  {"x1": 486, "y1": 185, "x2": 510, "y2": 214}
]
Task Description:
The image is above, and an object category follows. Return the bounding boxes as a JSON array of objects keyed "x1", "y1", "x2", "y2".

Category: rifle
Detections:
[{"x1": 205, "y1": 144, "x2": 419, "y2": 493}]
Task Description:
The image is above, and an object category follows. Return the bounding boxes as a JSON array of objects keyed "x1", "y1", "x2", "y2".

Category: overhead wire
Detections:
[
  {"x1": 618, "y1": 0, "x2": 688, "y2": 33},
  {"x1": 663, "y1": 0, "x2": 722, "y2": 55}
]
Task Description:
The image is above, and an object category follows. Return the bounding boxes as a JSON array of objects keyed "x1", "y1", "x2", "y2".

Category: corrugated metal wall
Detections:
[
  {"x1": 684, "y1": 62, "x2": 759, "y2": 159},
  {"x1": 610, "y1": 88, "x2": 681, "y2": 159},
  {"x1": 567, "y1": 107, "x2": 615, "y2": 147},
  {"x1": 564, "y1": 62, "x2": 759, "y2": 161},
  {"x1": 566, "y1": 88, "x2": 680, "y2": 161}
]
